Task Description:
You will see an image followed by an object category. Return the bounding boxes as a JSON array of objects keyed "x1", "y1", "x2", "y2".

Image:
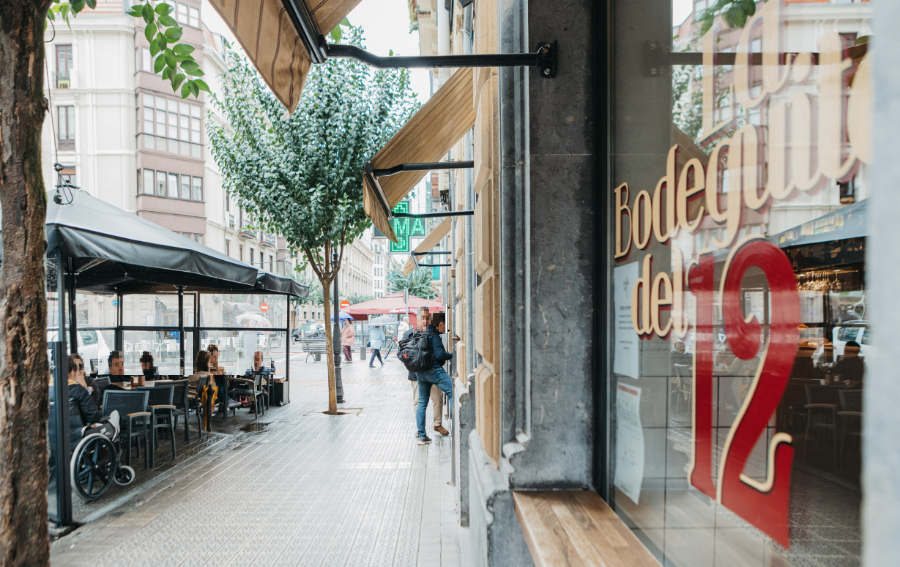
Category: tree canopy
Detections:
[
  {"x1": 387, "y1": 266, "x2": 437, "y2": 300},
  {"x1": 208, "y1": 28, "x2": 418, "y2": 412}
]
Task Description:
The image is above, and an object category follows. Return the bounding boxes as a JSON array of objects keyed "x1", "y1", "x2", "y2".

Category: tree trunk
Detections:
[
  {"x1": 0, "y1": 0, "x2": 52, "y2": 564},
  {"x1": 321, "y1": 281, "x2": 337, "y2": 414}
]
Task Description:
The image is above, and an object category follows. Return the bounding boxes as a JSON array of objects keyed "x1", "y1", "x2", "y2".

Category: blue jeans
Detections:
[
  {"x1": 416, "y1": 367, "x2": 453, "y2": 437},
  {"x1": 369, "y1": 349, "x2": 383, "y2": 365}
]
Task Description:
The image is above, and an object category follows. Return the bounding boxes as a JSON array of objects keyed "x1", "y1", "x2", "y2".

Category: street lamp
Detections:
[{"x1": 332, "y1": 248, "x2": 345, "y2": 403}]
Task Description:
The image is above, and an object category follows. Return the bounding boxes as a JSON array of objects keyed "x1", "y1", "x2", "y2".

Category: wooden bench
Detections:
[
  {"x1": 513, "y1": 490, "x2": 660, "y2": 567},
  {"x1": 299, "y1": 338, "x2": 328, "y2": 362}
]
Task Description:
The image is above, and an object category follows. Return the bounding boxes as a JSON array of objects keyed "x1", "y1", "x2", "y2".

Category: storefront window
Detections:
[
  {"x1": 122, "y1": 294, "x2": 196, "y2": 327},
  {"x1": 198, "y1": 293, "x2": 288, "y2": 329},
  {"x1": 608, "y1": 1, "x2": 870, "y2": 564}
]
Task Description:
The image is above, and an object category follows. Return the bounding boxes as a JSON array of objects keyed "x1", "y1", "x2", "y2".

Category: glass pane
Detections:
[
  {"x1": 177, "y1": 2, "x2": 187, "y2": 23},
  {"x1": 143, "y1": 134, "x2": 155, "y2": 149},
  {"x1": 156, "y1": 96, "x2": 166, "y2": 110},
  {"x1": 168, "y1": 173, "x2": 178, "y2": 198},
  {"x1": 167, "y1": 99, "x2": 178, "y2": 113},
  {"x1": 200, "y1": 330, "x2": 287, "y2": 379},
  {"x1": 122, "y1": 294, "x2": 196, "y2": 327},
  {"x1": 189, "y1": 7, "x2": 199, "y2": 28},
  {"x1": 199, "y1": 293, "x2": 288, "y2": 329},
  {"x1": 192, "y1": 176, "x2": 202, "y2": 201},
  {"x1": 190, "y1": 104, "x2": 200, "y2": 118},
  {"x1": 156, "y1": 171, "x2": 166, "y2": 196},
  {"x1": 168, "y1": 112, "x2": 177, "y2": 138},
  {"x1": 124, "y1": 330, "x2": 193, "y2": 377},
  {"x1": 143, "y1": 169, "x2": 154, "y2": 195},
  {"x1": 180, "y1": 176, "x2": 190, "y2": 199},
  {"x1": 607, "y1": 1, "x2": 870, "y2": 565},
  {"x1": 144, "y1": 93, "x2": 154, "y2": 106},
  {"x1": 168, "y1": 139, "x2": 178, "y2": 153},
  {"x1": 191, "y1": 144, "x2": 201, "y2": 158}
]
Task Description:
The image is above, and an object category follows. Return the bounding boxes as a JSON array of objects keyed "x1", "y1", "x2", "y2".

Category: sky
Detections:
[{"x1": 673, "y1": 0, "x2": 694, "y2": 27}]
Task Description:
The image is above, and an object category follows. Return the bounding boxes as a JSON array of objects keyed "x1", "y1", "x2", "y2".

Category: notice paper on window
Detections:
[
  {"x1": 613, "y1": 263, "x2": 640, "y2": 379},
  {"x1": 615, "y1": 383, "x2": 644, "y2": 505}
]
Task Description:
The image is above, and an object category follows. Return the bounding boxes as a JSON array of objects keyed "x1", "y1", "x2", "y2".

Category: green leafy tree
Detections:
[
  {"x1": 208, "y1": 31, "x2": 418, "y2": 413},
  {"x1": 696, "y1": 0, "x2": 757, "y2": 36},
  {"x1": 293, "y1": 274, "x2": 324, "y2": 306},
  {"x1": 0, "y1": 0, "x2": 206, "y2": 560},
  {"x1": 387, "y1": 266, "x2": 437, "y2": 300}
]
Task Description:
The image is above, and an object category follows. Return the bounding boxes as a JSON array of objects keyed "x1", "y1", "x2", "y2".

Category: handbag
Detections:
[{"x1": 367, "y1": 341, "x2": 371, "y2": 347}]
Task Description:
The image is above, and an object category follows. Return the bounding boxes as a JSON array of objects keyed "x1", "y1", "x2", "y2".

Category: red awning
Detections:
[{"x1": 346, "y1": 293, "x2": 444, "y2": 316}]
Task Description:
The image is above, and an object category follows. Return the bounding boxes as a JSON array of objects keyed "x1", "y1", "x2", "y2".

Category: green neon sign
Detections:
[
  {"x1": 410, "y1": 217, "x2": 426, "y2": 237},
  {"x1": 390, "y1": 201, "x2": 410, "y2": 253}
]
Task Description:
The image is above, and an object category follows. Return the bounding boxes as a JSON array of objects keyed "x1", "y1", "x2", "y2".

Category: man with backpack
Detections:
[
  {"x1": 398, "y1": 309, "x2": 456, "y2": 445},
  {"x1": 400, "y1": 309, "x2": 446, "y2": 440}
]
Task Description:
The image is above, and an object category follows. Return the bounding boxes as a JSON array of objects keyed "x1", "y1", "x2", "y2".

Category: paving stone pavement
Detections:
[{"x1": 51, "y1": 352, "x2": 460, "y2": 567}]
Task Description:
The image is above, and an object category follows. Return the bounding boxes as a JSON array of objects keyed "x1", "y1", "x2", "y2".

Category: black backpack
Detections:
[{"x1": 398, "y1": 331, "x2": 434, "y2": 372}]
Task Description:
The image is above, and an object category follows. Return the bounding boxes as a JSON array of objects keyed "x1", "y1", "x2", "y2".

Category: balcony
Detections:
[
  {"x1": 55, "y1": 72, "x2": 71, "y2": 89},
  {"x1": 263, "y1": 233, "x2": 276, "y2": 247}
]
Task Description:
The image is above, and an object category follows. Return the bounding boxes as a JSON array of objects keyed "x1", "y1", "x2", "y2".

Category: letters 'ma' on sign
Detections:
[{"x1": 391, "y1": 201, "x2": 411, "y2": 253}]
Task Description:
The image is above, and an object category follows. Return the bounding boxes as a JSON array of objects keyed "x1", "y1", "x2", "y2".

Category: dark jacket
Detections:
[
  {"x1": 68, "y1": 379, "x2": 103, "y2": 447},
  {"x1": 426, "y1": 325, "x2": 452, "y2": 369},
  {"x1": 832, "y1": 356, "x2": 865, "y2": 382}
]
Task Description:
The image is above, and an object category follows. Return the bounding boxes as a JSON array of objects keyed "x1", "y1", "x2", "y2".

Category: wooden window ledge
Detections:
[{"x1": 513, "y1": 490, "x2": 660, "y2": 567}]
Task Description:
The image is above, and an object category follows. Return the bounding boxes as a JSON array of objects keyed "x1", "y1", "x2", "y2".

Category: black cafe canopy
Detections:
[{"x1": 1, "y1": 190, "x2": 307, "y2": 297}]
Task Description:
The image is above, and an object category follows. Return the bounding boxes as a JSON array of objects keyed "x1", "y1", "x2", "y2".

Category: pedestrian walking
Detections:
[
  {"x1": 341, "y1": 320, "x2": 355, "y2": 362},
  {"x1": 369, "y1": 325, "x2": 385, "y2": 367},
  {"x1": 414, "y1": 312, "x2": 457, "y2": 445}
]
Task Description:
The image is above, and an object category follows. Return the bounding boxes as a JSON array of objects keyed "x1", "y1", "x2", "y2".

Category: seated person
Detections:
[
  {"x1": 67, "y1": 354, "x2": 102, "y2": 447},
  {"x1": 207, "y1": 344, "x2": 225, "y2": 375},
  {"x1": 195, "y1": 350, "x2": 211, "y2": 374},
  {"x1": 832, "y1": 341, "x2": 865, "y2": 383},
  {"x1": 791, "y1": 342, "x2": 823, "y2": 379},
  {"x1": 107, "y1": 350, "x2": 125, "y2": 383},
  {"x1": 70, "y1": 353, "x2": 102, "y2": 408},
  {"x1": 139, "y1": 351, "x2": 156, "y2": 379}
]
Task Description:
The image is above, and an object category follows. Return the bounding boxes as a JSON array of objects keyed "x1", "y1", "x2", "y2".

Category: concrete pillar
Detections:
[{"x1": 864, "y1": 2, "x2": 900, "y2": 564}]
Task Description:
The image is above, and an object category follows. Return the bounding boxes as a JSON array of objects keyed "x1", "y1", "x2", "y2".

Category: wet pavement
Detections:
[{"x1": 52, "y1": 350, "x2": 460, "y2": 567}]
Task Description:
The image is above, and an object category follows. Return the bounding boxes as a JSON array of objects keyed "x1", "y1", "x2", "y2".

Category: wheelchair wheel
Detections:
[
  {"x1": 114, "y1": 465, "x2": 135, "y2": 486},
  {"x1": 70, "y1": 434, "x2": 117, "y2": 501}
]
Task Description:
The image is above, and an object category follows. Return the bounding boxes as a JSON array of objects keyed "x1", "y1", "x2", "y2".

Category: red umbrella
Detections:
[{"x1": 345, "y1": 293, "x2": 444, "y2": 317}]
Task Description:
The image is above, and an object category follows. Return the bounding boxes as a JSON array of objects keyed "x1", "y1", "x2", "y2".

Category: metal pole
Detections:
[
  {"x1": 67, "y1": 259, "x2": 77, "y2": 353},
  {"x1": 54, "y1": 249, "x2": 72, "y2": 526},
  {"x1": 285, "y1": 294, "x2": 291, "y2": 385},
  {"x1": 333, "y1": 263, "x2": 344, "y2": 403},
  {"x1": 178, "y1": 287, "x2": 185, "y2": 375},
  {"x1": 115, "y1": 292, "x2": 123, "y2": 352}
]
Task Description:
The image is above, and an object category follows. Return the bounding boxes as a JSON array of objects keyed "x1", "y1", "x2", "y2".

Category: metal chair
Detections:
[
  {"x1": 838, "y1": 389, "x2": 863, "y2": 467},
  {"x1": 803, "y1": 385, "x2": 840, "y2": 466},
  {"x1": 101, "y1": 390, "x2": 150, "y2": 469},
  {"x1": 137, "y1": 385, "x2": 176, "y2": 468},
  {"x1": 230, "y1": 373, "x2": 266, "y2": 420},
  {"x1": 167, "y1": 379, "x2": 191, "y2": 444}
]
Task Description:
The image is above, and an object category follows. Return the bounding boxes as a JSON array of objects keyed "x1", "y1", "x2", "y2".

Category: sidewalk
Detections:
[{"x1": 51, "y1": 352, "x2": 460, "y2": 567}]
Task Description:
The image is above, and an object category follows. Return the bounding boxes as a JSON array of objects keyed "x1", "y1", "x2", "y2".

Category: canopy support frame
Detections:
[
  {"x1": 368, "y1": 161, "x2": 474, "y2": 178},
  {"x1": 394, "y1": 211, "x2": 474, "y2": 218}
]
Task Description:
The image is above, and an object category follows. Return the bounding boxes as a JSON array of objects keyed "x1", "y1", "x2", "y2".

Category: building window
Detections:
[
  {"x1": 57, "y1": 106, "x2": 75, "y2": 150},
  {"x1": 167, "y1": 173, "x2": 178, "y2": 198},
  {"x1": 177, "y1": 2, "x2": 188, "y2": 24},
  {"x1": 225, "y1": 240, "x2": 230, "y2": 257},
  {"x1": 56, "y1": 45, "x2": 72, "y2": 88},
  {"x1": 225, "y1": 191, "x2": 230, "y2": 212},
  {"x1": 59, "y1": 167, "x2": 76, "y2": 188},
  {"x1": 142, "y1": 169, "x2": 154, "y2": 195},
  {"x1": 239, "y1": 247, "x2": 243, "y2": 262},
  {"x1": 250, "y1": 249, "x2": 255, "y2": 266},
  {"x1": 269, "y1": 255, "x2": 274, "y2": 272},
  {"x1": 189, "y1": 6, "x2": 199, "y2": 27},
  {"x1": 141, "y1": 47, "x2": 152, "y2": 74},
  {"x1": 155, "y1": 170, "x2": 166, "y2": 196},
  {"x1": 180, "y1": 175, "x2": 191, "y2": 199},
  {"x1": 192, "y1": 177, "x2": 203, "y2": 201}
]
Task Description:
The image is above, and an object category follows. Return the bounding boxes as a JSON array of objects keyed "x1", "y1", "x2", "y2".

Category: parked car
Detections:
[
  {"x1": 292, "y1": 322, "x2": 325, "y2": 342},
  {"x1": 47, "y1": 329, "x2": 112, "y2": 374},
  {"x1": 831, "y1": 321, "x2": 872, "y2": 359}
]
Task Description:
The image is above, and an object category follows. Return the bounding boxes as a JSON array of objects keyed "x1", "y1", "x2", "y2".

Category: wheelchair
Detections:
[{"x1": 69, "y1": 410, "x2": 135, "y2": 501}]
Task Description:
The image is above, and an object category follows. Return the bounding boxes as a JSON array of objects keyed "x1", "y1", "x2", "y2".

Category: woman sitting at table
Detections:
[
  {"x1": 207, "y1": 344, "x2": 225, "y2": 375},
  {"x1": 67, "y1": 354, "x2": 102, "y2": 447}
]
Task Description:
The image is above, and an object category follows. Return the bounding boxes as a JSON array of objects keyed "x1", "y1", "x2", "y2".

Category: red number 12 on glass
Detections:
[{"x1": 688, "y1": 236, "x2": 799, "y2": 549}]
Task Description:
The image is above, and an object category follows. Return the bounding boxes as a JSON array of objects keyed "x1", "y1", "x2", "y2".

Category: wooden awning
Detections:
[
  {"x1": 402, "y1": 218, "x2": 451, "y2": 275},
  {"x1": 206, "y1": 0, "x2": 362, "y2": 114},
  {"x1": 364, "y1": 68, "x2": 477, "y2": 242}
]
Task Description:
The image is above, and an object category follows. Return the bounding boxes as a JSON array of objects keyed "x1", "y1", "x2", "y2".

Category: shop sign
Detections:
[
  {"x1": 613, "y1": 0, "x2": 870, "y2": 548},
  {"x1": 390, "y1": 201, "x2": 411, "y2": 253}
]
